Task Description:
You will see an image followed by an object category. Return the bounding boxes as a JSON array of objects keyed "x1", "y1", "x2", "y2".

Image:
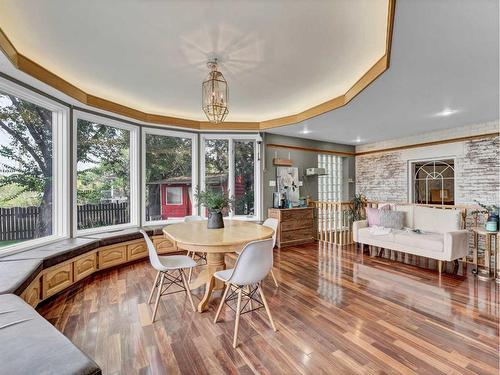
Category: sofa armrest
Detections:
[
  {"x1": 353, "y1": 220, "x2": 368, "y2": 243},
  {"x1": 443, "y1": 229, "x2": 468, "y2": 261}
]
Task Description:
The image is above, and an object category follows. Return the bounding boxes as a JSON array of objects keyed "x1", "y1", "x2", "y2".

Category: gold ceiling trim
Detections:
[{"x1": 0, "y1": 0, "x2": 395, "y2": 131}]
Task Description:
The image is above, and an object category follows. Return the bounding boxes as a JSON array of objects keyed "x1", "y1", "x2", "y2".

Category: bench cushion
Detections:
[
  {"x1": 0, "y1": 259, "x2": 42, "y2": 295},
  {"x1": 0, "y1": 294, "x2": 101, "y2": 375}
]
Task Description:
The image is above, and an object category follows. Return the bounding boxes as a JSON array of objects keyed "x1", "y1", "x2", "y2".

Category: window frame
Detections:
[
  {"x1": 73, "y1": 111, "x2": 139, "y2": 235},
  {"x1": 200, "y1": 133, "x2": 261, "y2": 221},
  {"x1": 141, "y1": 127, "x2": 198, "y2": 226},
  {"x1": 0, "y1": 77, "x2": 70, "y2": 255},
  {"x1": 408, "y1": 157, "x2": 457, "y2": 205}
]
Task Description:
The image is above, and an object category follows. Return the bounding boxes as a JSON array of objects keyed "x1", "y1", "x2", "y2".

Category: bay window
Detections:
[
  {"x1": 142, "y1": 128, "x2": 197, "y2": 224},
  {"x1": 74, "y1": 112, "x2": 138, "y2": 233}
]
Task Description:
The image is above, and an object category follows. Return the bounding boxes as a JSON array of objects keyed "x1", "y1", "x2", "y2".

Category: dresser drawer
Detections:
[
  {"x1": 99, "y1": 245, "x2": 127, "y2": 269},
  {"x1": 281, "y1": 209, "x2": 313, "y2": 222},
  {"x1": 74, "y1": 253, "x2": 97, "y2": 282},
  {"x1": 281, "y1": 218, "x2": 313, "y2": 231},
  {"x1": 127, "y1": 241, "x2": 147, "y2": 261},
  {"x1": 43, "y1": 263, "x2": 73, "y2": 299},
  {"x1": 281, "y1": 227, "x2": 314, "y2": 243}
]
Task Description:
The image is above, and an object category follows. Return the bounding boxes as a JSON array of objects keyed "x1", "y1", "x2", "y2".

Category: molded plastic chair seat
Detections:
[
  {"x1": 213, "y1": 269, "x2": 233, "y2": 282},
  {"x1": 157, "y1": 255, "x2": 197, "y2": 270}
]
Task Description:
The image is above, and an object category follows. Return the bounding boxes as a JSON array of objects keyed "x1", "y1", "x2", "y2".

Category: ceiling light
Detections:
[
  {"x1": 434, "y1": 108, "x2": 459, "y2": 117},
  {"x1": 300, "y1": 129, "x2": 312, "y2": 134},
  {"x1": 355, "y1": 137, "x2": 362, "y2": 143},
  {"x1": 202, "y1": 58, "x2": 228, "y2": 124}
]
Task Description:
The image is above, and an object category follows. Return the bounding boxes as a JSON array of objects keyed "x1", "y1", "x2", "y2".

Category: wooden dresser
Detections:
[{"x1": 268, "y1": 207, "x2": 315, "y2": 248}]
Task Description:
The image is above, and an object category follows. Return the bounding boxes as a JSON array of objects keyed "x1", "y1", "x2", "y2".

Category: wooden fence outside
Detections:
[
  {"x1": 0, "y1": 203, "x2": 132, "y2": 240},
  {"x1": 0, "y1": 206, "x2": 41, "y2": 241}
]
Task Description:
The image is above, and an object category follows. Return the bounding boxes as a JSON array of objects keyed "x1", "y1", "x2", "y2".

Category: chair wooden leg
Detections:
[
  {"x1": 233, "y1": 288, "x2": 243, "y2": 349},
  {"x1": 270, "y1": 269, "x2": 279, "y2": 288},
  {"x1": 148, "y1": 271, "x2": 160, "y2": 304},
  {"x1": 188, "y1": 266, "x2": 193, "y2": 283},
  {"x1": 180, "y1": 270, "x2": 196, "y2": 312},
  {"x1": 214, "y1": 283, "x2": 230, "y2": 323},
  {"x1": 258, "y1": 284, "x2": 277, "y2": 332},
  {"x1": 152, "y1": 272, "x2": 165, "y2": 323}
]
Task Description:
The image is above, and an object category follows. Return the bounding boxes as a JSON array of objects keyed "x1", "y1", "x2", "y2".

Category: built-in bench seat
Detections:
[
  {"x1": 0, "y1": 226, "x2": 175, "y2": 375},
  {"x1": 0, "y1": 227, "x2": 172, "y2": 304},
  {"x1": 0, "y1": 294, "x2": 101, "y2": 375}
]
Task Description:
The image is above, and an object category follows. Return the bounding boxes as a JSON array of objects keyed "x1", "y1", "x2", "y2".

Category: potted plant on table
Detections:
[
  {"x1": 195, "y1": 189, "x2": 234, "y2": 229},
  {"x1": 473, "y1": 200, "x2": 500, "y2": 232}
]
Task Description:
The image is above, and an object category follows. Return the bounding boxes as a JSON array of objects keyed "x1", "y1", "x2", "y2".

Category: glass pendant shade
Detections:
[{"x1": 202, "y1": 60, "x2": 229, "y2": 124}]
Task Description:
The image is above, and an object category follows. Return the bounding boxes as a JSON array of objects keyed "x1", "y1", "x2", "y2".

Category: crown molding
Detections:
[{"x1": 0, "y1": 0, "x2": 395, "y2": 131}]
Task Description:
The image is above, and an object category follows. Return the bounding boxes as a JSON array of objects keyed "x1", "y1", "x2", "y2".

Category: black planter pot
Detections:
[{"x1": 207, "y1": 210, "x2": 224, "y2": 229}]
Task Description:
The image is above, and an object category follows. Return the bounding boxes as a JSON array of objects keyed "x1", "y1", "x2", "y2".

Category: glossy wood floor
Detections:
[{"x1": 38, "y1": 243, "x2": 500, "y2": 375}]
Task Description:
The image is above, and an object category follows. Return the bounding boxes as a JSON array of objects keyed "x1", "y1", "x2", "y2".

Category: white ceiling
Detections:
[
  {"x1": 0, "y1": 0, "x2": 388, "y2": 122},
  {"x1": 269, "y1": 0, "x2": 500, "y2": 144}
]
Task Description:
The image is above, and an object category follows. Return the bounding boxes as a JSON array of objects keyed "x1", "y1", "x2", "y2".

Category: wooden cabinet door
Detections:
[
  {"x1": 43, "y1": 263, "x2": 73, "y2": 299},
  {"x1": 74, "y1": 253, "x2": 97, "y2": 282},
  {"x1": 21, "y1": 277, "x2": 41, "y2": 307},
  {"x1": 127, "y1": 241, "x2": 147, "y2": 261},
  {"x1": 99, "y1": 245, "x2": 127, "y2": 269},
  {"x1": 153, "y1": 236, "x2": 176, "y2": 254}
]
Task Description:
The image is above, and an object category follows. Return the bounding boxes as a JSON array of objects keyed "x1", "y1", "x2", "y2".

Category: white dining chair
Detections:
[
  {"x1": 213, "y1": 238, "x2": 277, "y2": 348},
  {"x1": 140, "y1": 230, "x2": 197, "y2": 322},
  {"x1": 183, "y1": 215, "x2": 207, "y2": 281},
  {"x1": 235, "y1": 218, "x2": 279, "y2": 288}
]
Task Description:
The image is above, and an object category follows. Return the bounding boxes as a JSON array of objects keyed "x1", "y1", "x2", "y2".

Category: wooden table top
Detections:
[
  {"x1": 470, "y1": 226, "x2": 499, "y2": 235},
  {"x1": 163, "y1": 220, "x2": 273, "y2": 249}
]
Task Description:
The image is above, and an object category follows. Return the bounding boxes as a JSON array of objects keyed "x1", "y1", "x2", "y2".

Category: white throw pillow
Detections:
[{"x1": 413, "y1": 206, "x2": 461, "y2": 234}]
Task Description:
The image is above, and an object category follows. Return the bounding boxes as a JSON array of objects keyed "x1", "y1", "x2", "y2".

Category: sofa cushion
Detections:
[
  {"x1": 393, "y1": 230, "x2": 444, "y2": 252},
  {"x1": 366, "y1": 205, "x2": 390, "y2": 226},
  {"x1": 379, "y1": 211, "x2": 405, "y2": 229},
  {"x1": 413, "y1": 206, "x2": 462, "y2": 234},
  {"x1": 0, "y1": 294, "x2": 101, "y2": 375},
  {"x1": 394, "y1": 204, "x2": 414, "y2": 228}
]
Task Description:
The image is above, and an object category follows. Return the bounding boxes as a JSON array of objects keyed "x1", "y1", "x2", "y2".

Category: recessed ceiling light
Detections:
[
  {"x1": 434, "y1": 108, "x2": 460, "y2": 117},
  {"x1": 355, "y1": 137, "x2": 362, "y2": 143},
  {"x1": 300, "y1": 129, "x2": 312, "y2": 134}
]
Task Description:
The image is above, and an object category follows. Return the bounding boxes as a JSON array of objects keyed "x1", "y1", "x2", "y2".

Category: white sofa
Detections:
[{"x1": 353, "y1": 204, "x2": 468, "y2": 274}]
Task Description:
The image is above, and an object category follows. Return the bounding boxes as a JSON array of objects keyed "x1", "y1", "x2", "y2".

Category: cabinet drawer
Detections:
[
  {"x1": 99, "y1": 245, "x2": 127, "y2": 269},
  {"x1": 43, "y1": 263, "x2": 73, "y2": 299},
  {"x1": 281, "y1": 227, "x2": 314, "y2": 242},
  {"x1": 281, "y1": 209, "x2": 313, "y2": 222},
  {"x1": 21, "y1": 277, "x2": 41, "y2": 307},
  {"x1": 281, "y1": 218, "x2": 313, "y2": 231},
  {"x1": 127, "y1": 241, "x2": 147, "y2": 261},
  {"x1": 153, "y1": 237, "x2": 175, "y2": 254},
  {"x1": 74, "y1": 253, "x2": 97, "y2": 282}
]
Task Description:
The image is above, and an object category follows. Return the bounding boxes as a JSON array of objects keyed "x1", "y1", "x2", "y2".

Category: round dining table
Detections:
[{"x1": 163, "y1": 220, "x2": 273, "y2": 312}]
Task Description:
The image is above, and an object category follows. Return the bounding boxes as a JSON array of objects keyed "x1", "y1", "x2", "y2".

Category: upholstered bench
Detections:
[{"x1": 0, "y1": 294, "x2": 101, "y2": 375}]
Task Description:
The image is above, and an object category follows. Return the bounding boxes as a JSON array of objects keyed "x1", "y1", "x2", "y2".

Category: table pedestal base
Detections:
[{"x1": 189, "y1": 252, "x2": 226, "y2": 312}]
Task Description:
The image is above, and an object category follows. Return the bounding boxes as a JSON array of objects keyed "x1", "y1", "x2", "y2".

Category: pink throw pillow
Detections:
[{"x1": 366, "y1": 205, "x2": 390, "y2": 227}]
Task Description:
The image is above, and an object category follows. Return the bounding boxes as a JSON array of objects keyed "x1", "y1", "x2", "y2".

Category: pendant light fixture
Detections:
[{"x1": 202, "y1": 58, "x2": 229, "y2": 124}]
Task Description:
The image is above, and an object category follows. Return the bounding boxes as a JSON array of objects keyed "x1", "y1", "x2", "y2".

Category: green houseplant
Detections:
[
  {"x1": 195, "y1": 188, "x2": 234, "y2": 229},
  {"x1": 349, "y1": 193, "x2": 368, "y2": 222}
]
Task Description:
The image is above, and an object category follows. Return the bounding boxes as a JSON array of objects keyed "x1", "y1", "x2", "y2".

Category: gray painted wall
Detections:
[{"x1": 261, "y1": 133, "x2": 355, "y2": 219}]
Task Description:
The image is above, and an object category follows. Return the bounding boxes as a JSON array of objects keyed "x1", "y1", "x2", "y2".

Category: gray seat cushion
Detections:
[{"x1": 0, "y1": 294, "x2": 101, "y2": 375}]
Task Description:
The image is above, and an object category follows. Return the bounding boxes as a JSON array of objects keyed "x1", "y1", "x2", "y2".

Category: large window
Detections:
[
  {"x1": 411, "y1": 159, "x2": 455, "y2": 205},
  {"x1": 201, "y1": 135, "x2": 260, "y2": 219},
  {"x1": 0, "y1": 79, "x2": 68, "y2": 252},
  {"x1": 142, "y1": 128, "x2": 197, "y2": 224},
  {"x1": 318, "y1": 154, "x2": 343, "y2": 201},
  {"x1": 74, "y1": 113, "x2": 138, "y2": 233}
]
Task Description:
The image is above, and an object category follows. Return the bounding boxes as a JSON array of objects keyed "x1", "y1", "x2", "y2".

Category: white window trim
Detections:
[
  {"x1": 407, "y1": 156, "x2": 457, "y2": 204},
  {"x1": 200, "y1": 133, "x2": 261, "y2": 221},
  {"x1": 0, "y1": 77, "x2": 70, "y2": 256},
  {"x1": 73, "y1": 111, "x2": 139, "y2": 236},
  {"x1": 141, "y1": 127, "x2": 198, "y2": 225}
]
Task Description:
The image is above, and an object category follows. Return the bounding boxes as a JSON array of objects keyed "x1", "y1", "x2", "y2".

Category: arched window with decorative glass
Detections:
[{"x1": 411, "y1": 159, "x2": 455, "y2": 205}]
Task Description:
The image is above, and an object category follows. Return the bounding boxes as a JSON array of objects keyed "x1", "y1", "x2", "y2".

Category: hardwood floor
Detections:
[{"x1": 37, "y1": 243, "x2": 500, "y2": 375}]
